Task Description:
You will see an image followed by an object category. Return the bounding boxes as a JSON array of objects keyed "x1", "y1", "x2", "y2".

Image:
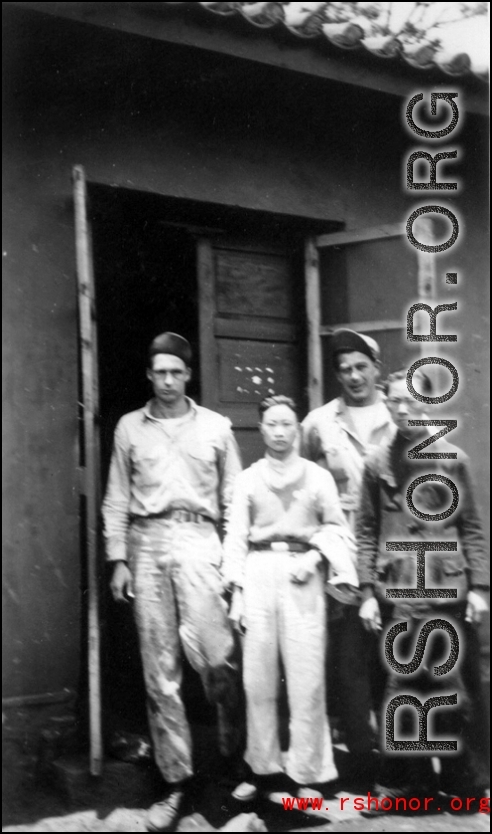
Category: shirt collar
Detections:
[
  {"x1": 336, "y1": 388, "x2": 387, "y2": 412},
  {"x1": 142, "y1": 396, "x2": 198, "y2": 422},
  {"x1": 334, "y1": 391, "x2": 391, "y2": 430}
]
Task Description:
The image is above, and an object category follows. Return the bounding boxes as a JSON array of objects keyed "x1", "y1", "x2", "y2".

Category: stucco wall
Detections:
[
  {"x1": 2, "y1": 6, "x2": 489, "y2": 698},
  {"x1": 3, "y1": 145, "x2": 81, "y2": 697}
]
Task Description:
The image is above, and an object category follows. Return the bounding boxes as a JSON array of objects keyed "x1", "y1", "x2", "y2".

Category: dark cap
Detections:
[
  {"x1": 148, "y1": 332, "x2": 192, "y2": 366},
  {"x1": 331, "y1": 328, "x2": 380, "y2": 363}
]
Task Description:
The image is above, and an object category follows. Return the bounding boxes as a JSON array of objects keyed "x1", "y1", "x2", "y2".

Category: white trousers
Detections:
[
  {"x1": 129, "y1": 518, "x2": 239, "y2": 783},
  {"x1": 242, "y1": 550, "x2": 338, "y2": 785}
]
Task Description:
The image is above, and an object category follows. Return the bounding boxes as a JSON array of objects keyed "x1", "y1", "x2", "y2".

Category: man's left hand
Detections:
[
  {"x1": 466, "y1": 589, "x2": 489, "y2": 624},
  {"x1": 289, "y1": 550, "x2": 321, "y2": 585},
  {"x1": 228, "y1": 587, "x2": 246, "y2": 634}
]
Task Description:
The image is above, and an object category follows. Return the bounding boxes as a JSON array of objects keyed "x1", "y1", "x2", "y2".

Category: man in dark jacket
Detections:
[{"x1": 356, "y1": 369, "x2": 489, "y2": 806}]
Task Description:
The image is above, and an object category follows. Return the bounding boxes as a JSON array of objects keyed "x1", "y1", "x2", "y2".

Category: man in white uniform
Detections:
[
  {"x1": 223, "y1": 396, "x2": 357, "y2": 797},
  {"x1": 301, "y1": 329, "x2": 394, "y2": 787}
]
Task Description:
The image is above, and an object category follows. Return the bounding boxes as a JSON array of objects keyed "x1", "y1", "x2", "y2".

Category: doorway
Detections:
[
  {"x1": 90, "y1": 185, "x2": 201, "y2": 488},
  {"x1": 89, "y1": 185, "x2": 209, "y2": 738},
  {"x1": 88, "y1": 182, "x2": 335, "y2": 475},
  {"x1": 84, "y1": 182, "x2": 334, "y2": 743}
]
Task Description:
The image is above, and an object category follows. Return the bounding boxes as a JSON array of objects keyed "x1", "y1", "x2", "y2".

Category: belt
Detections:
[
  {"x1": 326, "y1": 584, "x2": 362, "y2": 606},
  {"x1": 250, "y1": 541, "x2": 312, "y2": 552},
  {"x1": 134, "y1": 509, "x2": 214, "y2": 525}
]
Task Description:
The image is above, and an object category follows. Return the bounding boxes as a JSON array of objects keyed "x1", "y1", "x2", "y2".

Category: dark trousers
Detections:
[
  {"x1": 327, "y1": 599, "x2": 384, "y2": 756},
  {"x1": 378, "y1": 603, "x2": 487, "y2": 794}
]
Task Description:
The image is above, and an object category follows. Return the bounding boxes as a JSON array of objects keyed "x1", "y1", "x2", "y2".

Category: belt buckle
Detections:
[
  {"x1": 271, "y1": 542, "x2": 289, "y2": 552},
  {"x1": 340, "y1": 495, "x2": 357, "y2": 510}
]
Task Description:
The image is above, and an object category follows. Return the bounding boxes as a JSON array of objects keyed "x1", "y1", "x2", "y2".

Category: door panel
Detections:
[
  {"x1": 198, "y1": 238, "x2": 305, "y2": 467},
  {"x1": 320, "y1": 236, "x2": 418, "y2": 325},
  {"x1": 314, "y1": 225, "x2": 426, "y2": 407},
  {"x1": 215, "y1": 247, "x2": 293, "y2": 318},
  {"x1": 218, "y1": 339, "x2": 300, "y2": 403}
]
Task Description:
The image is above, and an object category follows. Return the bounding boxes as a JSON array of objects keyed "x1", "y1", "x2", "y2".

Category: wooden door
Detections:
[
  {"x1": 306, "y1": 221, "x2": 434, "y2": 408},
  {"x1": 197, "y1": 237, "x2": 305, "y2": 466}
]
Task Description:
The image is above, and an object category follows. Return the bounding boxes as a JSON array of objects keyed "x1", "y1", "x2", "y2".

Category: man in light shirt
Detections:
[
  {"x1": 301, "y1": 329, "x2": 394, "y2": 788},
  {"x1": 223, "y1": 395, "x2": 357, "y2": 800},
  {"x1": 102, "y1": 332, "x2": 242, "y2": 832}
]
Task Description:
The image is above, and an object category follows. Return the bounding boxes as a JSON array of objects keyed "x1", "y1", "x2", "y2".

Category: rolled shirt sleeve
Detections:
[
  {"x1": 300, "y1": 415, "x2": 327, "y2": 469},
  {"x1": 217, "y1": 429, "x2": 243, "y2": 534},
  {"x1": 102, "y1": 420, "x2": 133, "y2": 563},
  {"x1": 221, "y1": 470, "x2": 252, "y2": 589}
]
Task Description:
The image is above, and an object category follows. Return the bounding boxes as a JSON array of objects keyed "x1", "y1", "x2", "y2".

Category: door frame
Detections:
[{"x1": 305, "y1": 219, "x2": 436, "y2": 410}]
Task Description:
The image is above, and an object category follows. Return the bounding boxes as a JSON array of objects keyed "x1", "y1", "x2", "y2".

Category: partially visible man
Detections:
[
  {"x1": 301, "y1": 329, "x2": 394, "y2": 786},
  {"x1": 357, "y1": 369, "x2": 489, "y2": 804},
  {"x1": 102, "y1": 332, "x2": 243, "y2": 832}
]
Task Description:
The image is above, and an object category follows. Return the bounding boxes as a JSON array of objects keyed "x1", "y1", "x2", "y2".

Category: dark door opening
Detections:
[
  {"x1": 89, "y1": 185, "x2": 211, "y2": 739},
  {"x1": 85, "y1": 182, "x2": 337, "y2": 744},
  {"x1": 90, "y1": 186, "x2": 201, "y2": 488}
]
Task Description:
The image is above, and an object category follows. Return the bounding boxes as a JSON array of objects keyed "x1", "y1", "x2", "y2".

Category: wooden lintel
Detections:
[
  {"x1": 320, "y1": 319, "x2": 403, "y2": 335},
  {"x1": 316, "y1": 223, "x2": 406, "y2": 250},
  {"x1": 158, "y1": 220, "x2": 226, "y2": 235}
]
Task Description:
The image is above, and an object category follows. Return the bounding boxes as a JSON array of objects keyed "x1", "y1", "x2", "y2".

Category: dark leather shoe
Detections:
[{"x1": 360, "y1": 785, "x2": 426, "y2": 817}]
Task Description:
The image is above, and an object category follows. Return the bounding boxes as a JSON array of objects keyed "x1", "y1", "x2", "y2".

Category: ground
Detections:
[{"x1": 2, "y1": 709, "x2": 489, "y2": 834}]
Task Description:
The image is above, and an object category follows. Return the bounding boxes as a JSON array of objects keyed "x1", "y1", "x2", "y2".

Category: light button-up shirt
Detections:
[
  {"x1": 301, "y1": 393, "x2": 394, "y2": 526},
  {"x1": 222, "y1": 456, "x2": 357, "y2": 589},
  {"x1": 102, "y1": 398, "x2": 242, "y2": 562}
]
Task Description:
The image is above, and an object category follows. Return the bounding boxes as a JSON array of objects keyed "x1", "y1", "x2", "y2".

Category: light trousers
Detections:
[
  {"x1": 242, "y1": 550, "x2": 338, "y2": 786},
  {"x1": 129, "y1": 518, "x2": 239, "y2": 783}
]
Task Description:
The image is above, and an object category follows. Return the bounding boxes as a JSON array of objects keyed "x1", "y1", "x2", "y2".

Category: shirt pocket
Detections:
[
  {"x1": 132, "y1": 443, "x2": 170, "y2": 488},
  {"x1": 431, "y1": 551, "x2": 468, "y2": 602},
  {"x1": 325, "y1": 446, "x2": 349, "y2": 486},
  {"x1": 186, "y1": 440, "x2": 217, "y2": 463}
]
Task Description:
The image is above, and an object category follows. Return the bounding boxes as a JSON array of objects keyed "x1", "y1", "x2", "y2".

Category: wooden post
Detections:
[
  {"x1": 196, "y1": 238, "x2": 218, "y2": 411},
  {"x1": 305, "y1": 238, "x2": 323, "y2": 410},
  {"x1": 73, "y1": 165, "x2": 103, "y2": 777},
  {"x1": 414, "y1": 215, "x2": 437, "y2": 356},
  {"x1": 415, "y1": 215, "x2": 436, "y2": 302}
]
